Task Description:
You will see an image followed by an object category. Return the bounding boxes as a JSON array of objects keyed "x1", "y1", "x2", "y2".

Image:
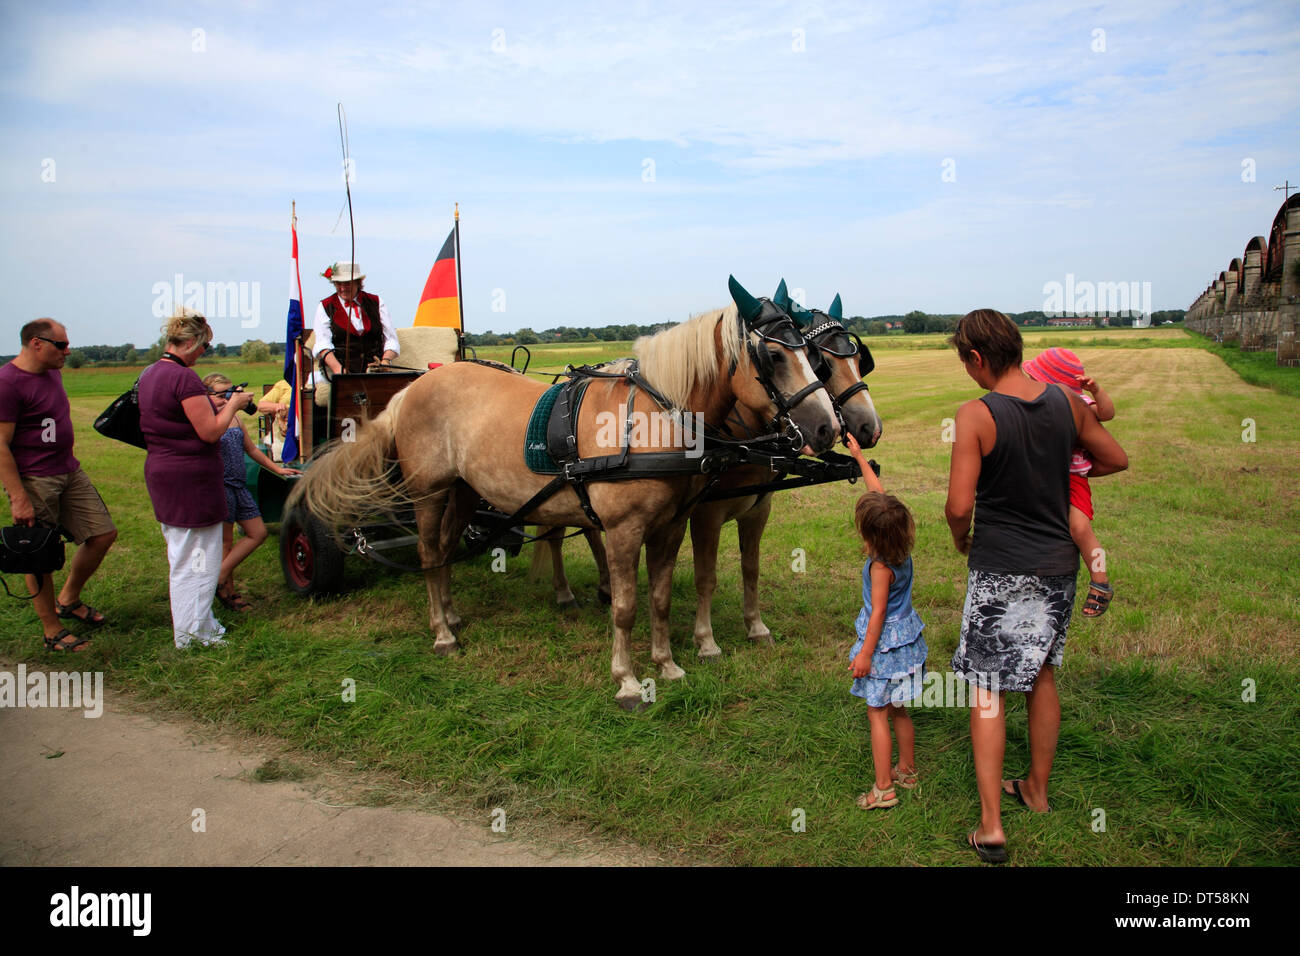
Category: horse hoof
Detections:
[
  {"x1": 433, "y1": 640, "x2": 461, "y2": 657},
  {"x1": 557, "y1": 597, "x2": 578, "y2": 612},
  {"x1": 749, "y1": 632, "x2": 774, "y2": 647},
  {"x1": 659, "y1": 662, "x2": 687, "y2": 681},
  {"x1": 616, "y1": 694, "x2": 650, "y2": 712},
  {"x1": 697, "y1": 646, "x2": 723, "y2": 660},
  {"x1": 597, "y1": 589, "x2": 612, "y2": 606},
  {"x1": 446, "y1": 612, "x2": 463, "y2": 628}
]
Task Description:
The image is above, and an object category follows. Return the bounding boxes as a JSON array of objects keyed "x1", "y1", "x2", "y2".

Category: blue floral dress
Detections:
[
  {"x1": 849, "y1": 555, "x2": 927, "y2": 707},
  {"x1": 220, "y1": 426, "x2": 260, "y2": 522}
]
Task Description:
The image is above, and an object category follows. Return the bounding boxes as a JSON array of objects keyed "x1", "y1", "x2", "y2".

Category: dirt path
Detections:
[{"x1": 0, "y1": 661, "x2": 639, "y2": 866}]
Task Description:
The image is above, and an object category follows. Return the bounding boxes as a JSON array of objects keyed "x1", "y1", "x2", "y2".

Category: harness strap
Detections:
[{"x1": 833, "y1": 379, "x2": 870, "y2": 406}]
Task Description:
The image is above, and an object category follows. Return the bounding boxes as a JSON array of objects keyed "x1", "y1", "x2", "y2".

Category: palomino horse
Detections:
[
  {"x1": 289, "y1": 278, "x2": 840, "y2": 708},
  {"x1": 530, "y1": 287, "x2": 882, "y2": 649},
  {"x1": 689, "y1": 289, "x2": 882, "y2": 657}
]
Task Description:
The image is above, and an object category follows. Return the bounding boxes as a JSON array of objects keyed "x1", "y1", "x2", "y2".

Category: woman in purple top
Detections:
[{"x1": 137, "y1": 307, "x2": 249, "y2": 648}]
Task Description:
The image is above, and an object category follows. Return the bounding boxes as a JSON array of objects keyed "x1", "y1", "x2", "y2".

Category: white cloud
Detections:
[{"x1": 2, "y1": 0, "x2": 1298, "y2": 343}]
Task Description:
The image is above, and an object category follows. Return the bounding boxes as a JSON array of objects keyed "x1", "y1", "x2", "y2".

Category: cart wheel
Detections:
[{"x1": 281, "y1": 507, "x2": 345, "y2": 596}]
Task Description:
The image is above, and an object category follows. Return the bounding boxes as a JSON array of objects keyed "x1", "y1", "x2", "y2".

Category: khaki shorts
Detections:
[{"x1": 19, "y1": 468, "x2": 116, "y2": 544}]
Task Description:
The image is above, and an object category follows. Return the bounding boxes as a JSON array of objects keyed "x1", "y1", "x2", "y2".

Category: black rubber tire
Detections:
[{"x1": 281, "y1": 507, "x2": 346, "y2": 596}]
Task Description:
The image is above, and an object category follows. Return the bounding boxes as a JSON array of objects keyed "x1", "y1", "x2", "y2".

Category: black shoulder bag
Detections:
[
  {"x1": 93, "y1": 376, "x2": 147, "y2": 449},
  {"x1": 0, "y1": 523, "x2": 68, "y2": 598},
  {"x1": 93, "y1": 353, "x2": 185, "y2": 449}
]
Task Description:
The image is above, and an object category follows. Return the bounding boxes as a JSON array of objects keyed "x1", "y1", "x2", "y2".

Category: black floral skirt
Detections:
[{"x1": 950, "y1": 570, "x2": 1076, "y2": 693}]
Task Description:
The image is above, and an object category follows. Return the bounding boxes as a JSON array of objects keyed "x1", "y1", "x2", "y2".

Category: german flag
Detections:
[{"x1": 414, "y1": 227, "x2": 460, "y2": 328}]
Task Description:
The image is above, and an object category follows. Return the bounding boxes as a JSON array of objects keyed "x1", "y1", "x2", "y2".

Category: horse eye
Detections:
[{"x1": 768, "y1": 348, "x2": 785, "y2": 364}]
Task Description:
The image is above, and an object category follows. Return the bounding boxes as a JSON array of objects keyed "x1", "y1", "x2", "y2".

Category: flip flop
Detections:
[
  {"x1": 1003, "y1": 779, "x2": 1051, "y2": 813},
  {"x1": 55, "y1": 599, "x2": 107, "y2": 628},
  {"x1": 968, "y1": 827, "x2": 1008, "y2": 864}
]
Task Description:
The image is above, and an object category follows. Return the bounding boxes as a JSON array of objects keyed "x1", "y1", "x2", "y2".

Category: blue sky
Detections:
[{"x1": 1, "y1": 0, "x2": 1297, "y2": 347}]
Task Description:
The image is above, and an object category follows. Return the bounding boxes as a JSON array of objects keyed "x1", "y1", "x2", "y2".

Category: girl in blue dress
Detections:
[
  {"x1": 202, "y1": 373, "x2": 301, "y2": 611},
  {"x1": 845, "y1": 433, "x2": 927, "y2": 810}
]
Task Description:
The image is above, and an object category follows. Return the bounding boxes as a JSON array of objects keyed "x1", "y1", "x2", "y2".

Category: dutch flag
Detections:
[{"x1": 282, "y1": 212, "x2": 304, "y2": 463}]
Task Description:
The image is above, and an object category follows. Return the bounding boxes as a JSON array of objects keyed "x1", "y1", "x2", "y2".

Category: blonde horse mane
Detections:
[{"x1": 632, "y1": 303, "x2": 746, "y2": 410}]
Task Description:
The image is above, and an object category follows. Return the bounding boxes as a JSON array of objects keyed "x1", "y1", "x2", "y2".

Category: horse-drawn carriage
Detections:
[
  {"x1": 247, "y1": 324, "x2": 529, "y2": 595},
  {"x1": 281, "y1": 277, "x2": 883, "y2": 708}
]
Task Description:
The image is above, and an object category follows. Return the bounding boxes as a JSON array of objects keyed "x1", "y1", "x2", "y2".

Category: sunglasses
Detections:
[{"x1": 36, "y1": 335, "x2": 70, "y2": 350}]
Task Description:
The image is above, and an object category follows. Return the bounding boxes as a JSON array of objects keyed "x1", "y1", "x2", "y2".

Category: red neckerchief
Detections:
[{"x1": 335, "y1": 293, "x2": 372, "y2": 334}]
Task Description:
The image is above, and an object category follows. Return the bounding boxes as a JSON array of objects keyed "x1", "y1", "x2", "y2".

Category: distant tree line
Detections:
[
  {"x1": 463, "y1": 309, "x2": 1184, "y2": 347},
  {"x1": 7, "y1": 308, "x2": 1187, "y2": 366},
  {"x1": 11, "y1": 339, "x2": 289, "y2": 368},
  {"x1": 463, "y1": 323, "x2": 677, "y2": 347}
]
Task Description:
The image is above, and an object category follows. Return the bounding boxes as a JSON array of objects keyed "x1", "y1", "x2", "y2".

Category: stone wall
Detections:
[{"x1": 1186, "y1": 196, "x2": 1300, "y2": 366}]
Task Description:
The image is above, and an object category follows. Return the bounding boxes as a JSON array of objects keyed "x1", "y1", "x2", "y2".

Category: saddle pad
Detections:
[{"x1": 525, "y1": 383, "x2": 566, "y2": 474}]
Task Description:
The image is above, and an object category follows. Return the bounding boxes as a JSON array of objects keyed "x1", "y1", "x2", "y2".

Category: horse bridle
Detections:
[
  {"x1": 732, "y1": 299, "x2": 832, "y2": 449},
  {"x1": 802, "y1": 312, "x2": 875, "y2": 407}
]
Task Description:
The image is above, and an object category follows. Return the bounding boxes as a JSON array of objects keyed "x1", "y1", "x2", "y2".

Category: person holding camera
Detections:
[
  {"x1": 0, "y1": 318, "x2": 117, "y2": 652},
  {"x1": 138, "y1": 307, "x2": 247, "y2": 648},
  {"x1": 201, "y1": 373, "x2": 301, "y2": 611}
]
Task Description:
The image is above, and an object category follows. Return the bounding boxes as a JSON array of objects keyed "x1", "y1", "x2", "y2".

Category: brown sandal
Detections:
[
  {"x1": 55, "y1": 599, "x2": 108, "y2": 628},
  {"x1": 216, "y1": 584, "x2": 252, "y2": 612},
  {"x1": 44, "y1": 629, "x2": 92, "y2": 652},
  {"x1": 1081, "y1": 582, "x2": 1113, "y2": 618}
]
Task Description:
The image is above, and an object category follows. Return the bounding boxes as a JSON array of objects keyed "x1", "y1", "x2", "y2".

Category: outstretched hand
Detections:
[{"x1": 845, "y1": 433, "x2": 883, "y2": 492}]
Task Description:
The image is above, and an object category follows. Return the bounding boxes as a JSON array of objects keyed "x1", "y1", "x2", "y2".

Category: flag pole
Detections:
[
  {"x1": 453, "y1": 203, "x2": 465, "y2": 358},
  {"x1": 291, "y1": 200, "x2": 302, "y2": 463}
]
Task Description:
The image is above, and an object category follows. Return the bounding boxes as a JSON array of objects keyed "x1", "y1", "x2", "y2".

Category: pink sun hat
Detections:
[{"x1": 1024, "y1": 347, "x2": 1085, "y2": 394}]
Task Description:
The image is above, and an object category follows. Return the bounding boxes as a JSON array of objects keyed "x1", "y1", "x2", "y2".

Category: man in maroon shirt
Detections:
[{"x1": 0, "y1": 318, "x2": 117, "y2": 651}]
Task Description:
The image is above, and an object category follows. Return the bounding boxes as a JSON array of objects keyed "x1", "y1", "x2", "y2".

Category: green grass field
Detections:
[{"x1": 3, "y1": 332, "x2": 1297, "y2": 865}]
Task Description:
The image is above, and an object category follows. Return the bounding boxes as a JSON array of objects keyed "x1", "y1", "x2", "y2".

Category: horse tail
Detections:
[{"x1": 287, "y1": 388, "x2": 412, "y2": 530}]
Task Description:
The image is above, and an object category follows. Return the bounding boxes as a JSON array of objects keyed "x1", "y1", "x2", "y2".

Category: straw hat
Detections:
[{"x1": 322, "y1": 262, "x2": 365, "y2": 282}]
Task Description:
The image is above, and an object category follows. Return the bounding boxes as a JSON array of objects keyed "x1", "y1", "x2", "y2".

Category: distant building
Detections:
[{"x1": 1045, "y1": 317, "x2": 1105, "y2": 327}]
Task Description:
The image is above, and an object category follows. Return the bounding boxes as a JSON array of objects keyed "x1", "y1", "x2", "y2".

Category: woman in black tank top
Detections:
[{"x1": 943, "y1": 309, "x2": 1127, "y2": 863}]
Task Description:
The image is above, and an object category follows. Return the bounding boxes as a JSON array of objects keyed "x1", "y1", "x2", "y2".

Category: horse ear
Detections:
[
  {"x1": 729, "y1": 275, "x2": 762, "y2": 322},
  {"x1": 774, "y1": 279, "x2": 790, "y2": 309},
  {"x1": 829, "y1": 294, "x2": 843, "y2": 320}
]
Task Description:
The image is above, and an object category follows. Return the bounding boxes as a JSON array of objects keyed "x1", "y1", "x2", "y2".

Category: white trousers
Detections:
[{"x1": 161, "y1": 522, "x2": 227, "y2": 648}]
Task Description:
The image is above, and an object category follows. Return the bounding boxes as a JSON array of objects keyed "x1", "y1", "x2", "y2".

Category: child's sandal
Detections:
[
  {"x1": 1081, "y1": 582, "x2": 1113, "y2": 618},
  {"x1": 216, "y1": 584, "x2": 252, "y2": 612},
  {"x1": 891, "y1": 765, "x2": 919, "y2": 789},
  {"x1": 856, "y1": 784, "x2": 898, "y2": 810}
]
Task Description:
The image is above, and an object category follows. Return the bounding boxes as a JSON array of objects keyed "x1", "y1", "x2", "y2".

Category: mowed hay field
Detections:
[{"x1": 2, "y1": 337, "x2": 1297, "y2": 866}]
